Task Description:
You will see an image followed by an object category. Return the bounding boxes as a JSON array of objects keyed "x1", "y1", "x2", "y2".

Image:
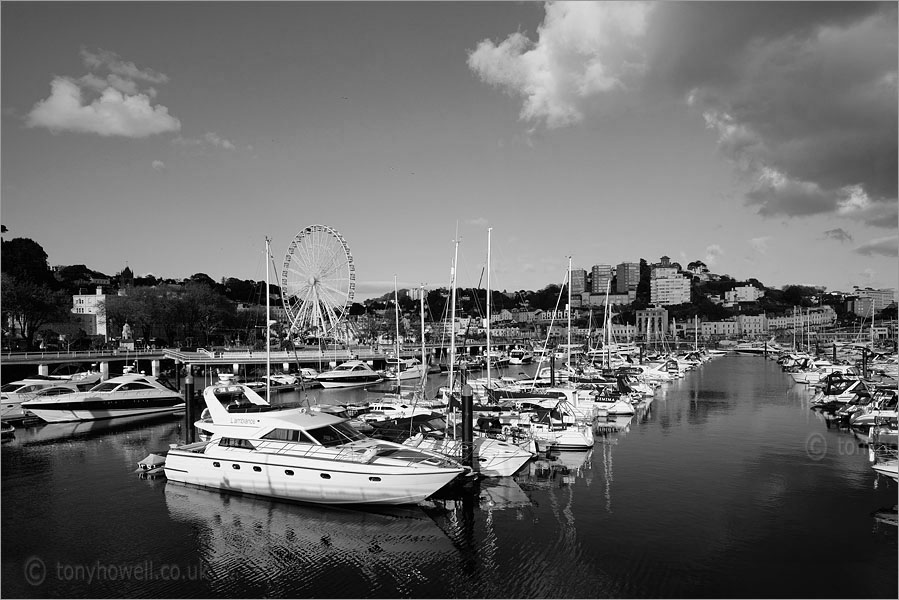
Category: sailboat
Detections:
[{"x1": 382, "y1": 277, "x2": 428, "y2": 383}]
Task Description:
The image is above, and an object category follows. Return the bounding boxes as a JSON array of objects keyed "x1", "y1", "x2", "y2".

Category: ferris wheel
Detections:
[{"x1": 280, "y1": 224, "x2": 355, "y2": 338}]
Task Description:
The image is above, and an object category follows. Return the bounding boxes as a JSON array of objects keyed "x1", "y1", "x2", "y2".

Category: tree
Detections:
[
  {"x1": 1, "y1": 237, "x2": 56, "y2": 287},
  {"x1": 1, "y1": 274, "x2": 71, "y2": 349}
]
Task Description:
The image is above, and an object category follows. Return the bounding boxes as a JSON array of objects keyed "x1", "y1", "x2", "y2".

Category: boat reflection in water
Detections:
[
  {"x1": 10, "y1": 412, "x2": 181, "y2": 446},
  {"x1": 517, "y1": 448, "x2": 595, "y2": 489},
  {"x1": 164, "y1": 483, "x2": 458, "y2": 597}
]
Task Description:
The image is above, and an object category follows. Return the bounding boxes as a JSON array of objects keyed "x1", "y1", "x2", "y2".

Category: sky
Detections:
[{"x1": 2, "y1": 1, "x2": 897, "y2": 302}]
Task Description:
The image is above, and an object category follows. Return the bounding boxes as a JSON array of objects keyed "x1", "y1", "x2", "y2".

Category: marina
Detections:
[{"x1": 2, "y1": 355, "x2": 896, "y2": 598}]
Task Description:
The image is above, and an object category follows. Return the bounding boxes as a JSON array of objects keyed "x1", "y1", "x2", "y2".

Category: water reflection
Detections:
[
  {"x1": 517, "y1": 449, "x2": 594, "y2": 490},
  {"x1": 9, "y1": 413, "x2": 181, "y2": 447},
  {"x1": 164, "y1": 483, "x2": 457, "y2": 598}
]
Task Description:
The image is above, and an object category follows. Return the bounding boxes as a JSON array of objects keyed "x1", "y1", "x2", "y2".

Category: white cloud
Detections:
[
  {"x1": 749, "y1": 236, "x2": 770, "y2": 254},
  {"x1": 26, "y1": 48, "x2": 180, "y2": 138},
  {"x1": 204, "y1": 132, "x2": 235, "y2": 150},
  {"x1": 173, "y1": 131, "x2": 237, "y2": 151},
  {"x1": 26, "y1": 77, "x2": 181, "y2": 137},
  {"x1": 80, "y1": 47, "x2": 169, "y2": 85},
  {"x1": 704, "y1": 244, "x2": 723, "y2": 266},
  {"x1": 854, "y1": 235, "x2": 899, "y2": 257},
  {"x1": 152, "y1": 160, "x2": 165, "y2": 170},
  {"x1": 467, "y1": 1, "x2": 650, "y2": 128}
]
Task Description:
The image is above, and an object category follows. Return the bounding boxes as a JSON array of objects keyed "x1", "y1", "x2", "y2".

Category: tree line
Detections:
[{"x1": 2, "y1": 232, "x2": 875, "y2": 351}]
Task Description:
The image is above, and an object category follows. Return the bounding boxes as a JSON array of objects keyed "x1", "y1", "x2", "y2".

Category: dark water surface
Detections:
[{"x1": 2, "y1": 356, "x2": 896, "y2": 598}]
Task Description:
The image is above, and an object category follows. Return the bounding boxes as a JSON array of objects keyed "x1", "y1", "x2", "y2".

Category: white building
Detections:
[
  {"x1": 853, "y1": 287, "x2": 896, "y2": 313},
  {"x1": 725, "y1": 285, "x2": 763, "y2": 303},
  {"x1": 72, "y1": 287, "x2": 109, "y2": 338},
  {"x1": 636, "y1": 307, "x2": 669, "y2": 337},
  {"x1": 701, "y1": 319, "x2": 741, "y2": 337},
  {"x1": 650, "y1": 276, "x2": 691, "y2": 306}
]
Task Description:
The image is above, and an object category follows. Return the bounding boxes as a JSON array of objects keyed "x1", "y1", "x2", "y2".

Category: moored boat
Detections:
[
  {"x1": 21, "y1": 373, "x2": 184, "y2": 423},
  {"x1": 164, "y1": 379, "x2": 468, "y2": 505},
  {"x1": 315, "y1": 360, "x2": 383, "y2": 389}
]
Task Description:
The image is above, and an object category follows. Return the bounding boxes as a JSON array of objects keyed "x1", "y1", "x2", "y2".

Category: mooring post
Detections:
[
  {"x1": 183, "y1": 373, "x2": 195, "y2": 444},
  {"x1": 461, "y1": 382, "x2": 474, "y2": 469},
  {"x1": 832, "y1": 343, "x2": 837, "y2": 363}
]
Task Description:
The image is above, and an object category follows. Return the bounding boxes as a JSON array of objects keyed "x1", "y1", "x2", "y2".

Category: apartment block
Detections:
[
  {"x1": 591, "y1": 264, "x2": 613, "y2": 294},
  {"x1": 853, "y1": 287, "x2": 896, "y2": 313},
  {"x1": 615, "y1": 262, "x2": 640, "y2": 294},
  {"x1": 571, "y1": 269, "x2": 587, "y2": 293},
  {"x1": 650, "y1": 276, "x2": 691, "y2": 306}
]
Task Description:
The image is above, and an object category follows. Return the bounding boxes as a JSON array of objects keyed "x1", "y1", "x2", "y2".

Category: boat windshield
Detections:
[{"x1": 305, "y1": 422, "x2": 367, "y2": 447}]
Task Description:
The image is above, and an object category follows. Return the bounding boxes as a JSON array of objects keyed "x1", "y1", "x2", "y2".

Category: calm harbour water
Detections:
[{"x1": 2, "y1": 356, "x2": 896, "y2": 598}]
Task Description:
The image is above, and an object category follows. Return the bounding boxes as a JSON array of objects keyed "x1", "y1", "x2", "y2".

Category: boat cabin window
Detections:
[
  {"x1": 305, "y1": 422, "x2": 366, "y2": 447},
  {"x1": 119, "y1": 383, "x2": 156, "y2": 391},
  {"x1": 91, "y1": 382, "x2": 122, "y2": 392},
  {"x1": 1, "y1": 383, "x2": 37, "y2": 393},
  {"x1": 262, "y1": 428, "x2": 311, "y2": 443},
  {"x1": 37, "y1": 387, "x2": 76, "y2": 396},
  {"x1": 219, "y1": 437, "x2": 255, "y2": 449}
]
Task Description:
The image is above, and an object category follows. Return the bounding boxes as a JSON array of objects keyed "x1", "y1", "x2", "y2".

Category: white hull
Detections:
[
  {"x1": 529, "y1": 424, "x2": 595, "y2": 451},
  {"x1": 872, "y1": 459, "x2": 899, "y2": 481},
  {"x1": 164, "y1": 443, "x2": 463, "y2": 505},
  {"x1": 406, "y1": 436, "x2": 533, "y2": 478},
  {"x1": 25, "y1": 404, "x2": 184, "y2": 423},
  {"x1": 317, "y1": 377, "x2": 382, "y2": 389}
]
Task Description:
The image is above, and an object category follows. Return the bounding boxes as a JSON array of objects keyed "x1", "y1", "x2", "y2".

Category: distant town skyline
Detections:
[{"x1": 2, "y1": 2, "x2": 896, "y2": 301}]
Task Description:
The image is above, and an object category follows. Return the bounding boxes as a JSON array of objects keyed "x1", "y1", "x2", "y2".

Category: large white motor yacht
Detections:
[
  {"x1": 164, "y1": 380, "x2": 468, "y2": 505},
  {"x1": 315, "y1": 360, "x2": 383, "y2": 388},
  {"x1": 21, "y1": 372, "x2": 184, "y2": 423}
]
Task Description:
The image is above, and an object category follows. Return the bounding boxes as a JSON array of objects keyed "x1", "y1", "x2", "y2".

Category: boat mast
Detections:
[
  {"x1": 486, "y1": 227, "x2": 492, "y2": 388},
  {"x1": 420, "y1": 284, "x2": 427, "y2": 389},
  {"x1": 567, "y1": 256, "x2": 572, "y2": 368},
  {"x1": 265, "y1": 236, "x2": 271, "y2": 400},
  {"x1": 604, "y1": 279, "x2": 611, "y2": 369},
  {"x1": 694, "y1": 314, "x2": 698, "y2": 352},
  {"x1": 448, "y1": 238, "x2": 459, "y2": 394},
  {"x1": 394, "y1": 275, "x2": 401, "y2": 389}
]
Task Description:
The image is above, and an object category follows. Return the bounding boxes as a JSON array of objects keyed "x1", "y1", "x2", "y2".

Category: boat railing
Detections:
[{"x1": 253, "y1": 440, "x2": 378, "y2": 463}]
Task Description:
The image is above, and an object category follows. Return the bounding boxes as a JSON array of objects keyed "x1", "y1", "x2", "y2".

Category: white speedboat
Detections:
[
  {"x1": 164, "y1": 380, "x2": 468, "y2": 505},
  {"x1": 508, "y1": 348, "x2": 534, "y2": 365},
  {"x1": 404, "y1": 433, "x2": 534, "y2": 477},
  {"x1": 1, "y1": 378, "x2": 62, "y2": 420},
  {"x1": 383, "y1": 357, "x2": 428, "y2": 382},
  {"x1": 315, "y1": 360, "x2": 383, "y2": 388},
  {"x1": 733, "y1": 338, "x2": 783, "y2": 355},
  {"x1": 21, "y1": 373, "x2": 184, "y2": 423}
]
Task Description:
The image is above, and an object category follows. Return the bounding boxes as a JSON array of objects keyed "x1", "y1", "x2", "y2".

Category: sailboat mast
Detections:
[
  {"x1": 265, "y1": 237, "x2": 271, "y2": 400},
  {"x1": 394, "y1": 275, "x2": 401, "y2": 388},
  {"x1": 448, "y1": 239, "x2": 459, "y2": 393},
  {"x1": 486, "y1": 227, "x2": 492, "y2": 388},
  {"x1": 420, "y1": 285, "x2": 426, "y2": 384},
  {"x1": 694, "y1": 314, "x2": 698, "y2": 352},
  {"x1": 604, "y1": 279, "x2": 611, "y2": 369},
  {"x1": 567, "y1": 256, "x2": 572, "y2": 367}
]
